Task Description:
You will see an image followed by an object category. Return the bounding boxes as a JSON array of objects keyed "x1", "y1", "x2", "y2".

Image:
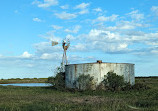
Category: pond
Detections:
[{"x1": 0, "y1": 83, "x2": 52, "y2": 87}]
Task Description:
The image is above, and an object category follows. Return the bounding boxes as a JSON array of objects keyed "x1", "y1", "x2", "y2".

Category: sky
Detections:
[{"x1": 0, "y1": 0, "x2": 158, "y2": 79}]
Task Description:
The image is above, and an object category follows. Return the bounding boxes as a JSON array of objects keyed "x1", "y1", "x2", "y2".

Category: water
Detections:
[{"x1": 0, "y1": 83, "x2": 52, "y2": 87}]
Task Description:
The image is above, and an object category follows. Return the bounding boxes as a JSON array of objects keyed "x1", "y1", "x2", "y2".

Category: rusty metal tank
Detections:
[{"x1": 65, "y1": 60, "x2": 135, "y2": 89}]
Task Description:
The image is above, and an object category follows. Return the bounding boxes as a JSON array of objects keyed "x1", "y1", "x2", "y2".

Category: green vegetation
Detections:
[
  {"x1": 0, "y1": 77, "x2": 157, "y2": 111},
  {"x1": 47, "y1": 67, "x2": 65, "y2": 90},
  {"x1": 76, "y1": 74, "x2": 95, "y2": 90},
  {"x1": 101, "y1": 72, "x2": 125, "y2": 91},
  {"x1": 0, "y1": 78, "x2": 47, "y2": 84}
]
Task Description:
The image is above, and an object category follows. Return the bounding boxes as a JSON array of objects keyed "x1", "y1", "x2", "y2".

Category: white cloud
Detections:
[
  {"x1": 32, "y1": 0, "x2": 58, "y2": 8},
  {"x1": 88, "y1": 29, "x2": 119, "y2": 41},
  {"x1": 151, "y1": 6, "x2": 158, "y2": 16},
  {"x1": 21, "y1": 52, "x2": 33, "y2": 58},
  {"x1": 66, "y1": 34, "x2": 75, "y2": 40},
  {"x1": 95, "y1": 14, "x2": 118, "y2": 22},
  {"x1": 78, "y1": 9, "x2": 89, "y2": 15},
  {"x1": 127, "y1": 10, "x2": 144, "y2": 20},
  {"x1": 51, "y1": 25, "x2": 63, "y2": 30},
  {"x1": 117, "y1": 21, "x2": 135, "y2": 30},
  {"x1": 64, "y1": 25, "x2": 81, "y2": 33},
  {"x1": 34, "y1": 42, "x2": 62, "y2": 55},
  {"x1": 54, "y1": 12, "x2": 77, "y2": 19},
  {"x1": 151, "y1": 50, "x2": 158, "y2": 54},
  {"x1": 39, "y1": 31, "x2": 62, "y2": 42},
  {"x1": 86, "y1": 29, "x2": 129, "y2": 53},
  {"x1": 70, "y1": 43, "x2": 87, "y2": 51},
  {"x1": 93, "y1": 8, "x2": 102, "y2": 12},
  {"x1": 75, "y1": 3, "x2": 90, "y2": 9},
  {"x1": 119, "y1": 43, "x2": 128, "y2": 49},
  {"x1": 40, "y1": 53, "x2": 61, "y2": 60},
  {"x1": 60, "y1": 5, "x2": 69, "y2": 9},
  {"x1": 33, "y1": 18, "x2": 42, "y2": 22},
  {"x1": 105, "y1": 20, "x2": 149, "y2": 31},
  {"x1": 26, "y1": 64, "x2": 34, "y2": 68}
]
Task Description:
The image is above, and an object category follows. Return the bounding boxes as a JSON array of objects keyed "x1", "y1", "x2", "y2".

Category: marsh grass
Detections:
[{"x1": 0, "y1": 77, "x2": 157, "y2": 111}]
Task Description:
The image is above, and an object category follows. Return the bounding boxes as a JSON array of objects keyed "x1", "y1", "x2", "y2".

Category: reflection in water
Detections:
[{"x1": 0, "y1": 83, "x2": 52, "y2": 87}]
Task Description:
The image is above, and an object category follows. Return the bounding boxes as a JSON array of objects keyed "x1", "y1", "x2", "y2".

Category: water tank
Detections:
[{"x1": 65, "y1": 61, "x2": 135, "y2": 89}]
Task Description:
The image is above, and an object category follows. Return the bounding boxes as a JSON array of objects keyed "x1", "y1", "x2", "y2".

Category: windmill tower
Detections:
[{"x1": 52, "y1": 39, "x2": 70, "y2": 71}]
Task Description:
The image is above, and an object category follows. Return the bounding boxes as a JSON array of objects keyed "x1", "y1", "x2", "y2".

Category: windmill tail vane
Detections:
[{"x1": 52, "y1": 41, "x2": 59, "y2": 46}]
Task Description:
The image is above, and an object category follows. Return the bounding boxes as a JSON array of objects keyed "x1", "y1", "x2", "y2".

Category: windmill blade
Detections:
[{"x1": 52, "y1": 41, "x2": 58, "y2": 46}]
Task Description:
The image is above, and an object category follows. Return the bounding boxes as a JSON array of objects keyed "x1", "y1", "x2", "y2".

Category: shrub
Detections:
[
  {"x1": 47, "y1": 66, "x2": 65, "y2": 90},
  {"x1": 132, "y1": 83, "x2": 150, "y2": 90},
  {"x1": 103, "y1": 72, "x2": 125, "y2": 91},
  {"x1": 76, "y1": 74, "x2": 95, "y2": 91}
]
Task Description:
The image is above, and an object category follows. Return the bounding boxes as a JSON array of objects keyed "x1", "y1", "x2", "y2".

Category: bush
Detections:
[
  {"x1": 103, "y1": 72, "x2": 125, "y2": 91},
  {"x1": 76, "y1": 74, "x2": 95, "y2": 91},
  {"x1": 132, "y1": 83, "x2": 150, "y2": 90},
  {"x1": 47, "y1": 66, "x2": 65, "y2": 90}
]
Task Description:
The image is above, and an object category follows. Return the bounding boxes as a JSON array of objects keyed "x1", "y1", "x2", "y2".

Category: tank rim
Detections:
[{"x1": 66, "y1": 62, "x2": 135, "y2": 66}]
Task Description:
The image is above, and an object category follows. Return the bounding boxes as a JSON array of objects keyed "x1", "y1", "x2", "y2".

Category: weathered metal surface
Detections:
[
  {"x1": 65, "y1": 62, "x2": 135, "y2": 88},
  {"x1": 52, "y1": 41, "x2": 58, "y2": 46}
]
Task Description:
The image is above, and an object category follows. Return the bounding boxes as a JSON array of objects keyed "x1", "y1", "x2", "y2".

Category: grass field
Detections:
[
  {"x1": 0, "y1": 77, "x2": 158, "y2": 111},
  {"x1": 0, "y1": 78, "x2": 47, "y2": 84}
]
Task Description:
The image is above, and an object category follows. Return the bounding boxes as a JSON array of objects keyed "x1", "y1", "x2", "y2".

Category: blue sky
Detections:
[{"x1": 0, "y1": 0, "x2": 158, "y2": 78}]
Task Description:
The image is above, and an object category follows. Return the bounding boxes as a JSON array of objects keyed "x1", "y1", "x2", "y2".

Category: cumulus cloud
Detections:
[
  {"x1": 88, "y1": 29, "x2": 119, "y2": 41},
  {"x1": 74, "y1": 3, "x2": 90, "y2": 15},
  {"x1": 151, "y1": 6, "x2": 158, "y2": 16},
  {"x1": 70, "y1": 43, "x2": 88, "y2": 52},
  {"x1": 74, "y1": 3, "x2": 90, "y2": 9},
  {"x1": 32, "y1": 0, "x2": 58, "y2": 8},
  {"x1": 60, "y1": 5, "x2": 69, "y2": 9},
  {"x1": 68, "y1": 29, "x2": 129, "y2": 53},
  {"x1": 64, "y1": 25, "x2": 81, "y2": 33},
  {"x1": 69, "y1": 27, "x2": 158, "y2": 55},
  {"x1": 20, "y1": 52, "x2": 33, "y2": 59},
  {"x1": 78, "y1": 9, "x2": 89, "y2": 15},
  {"x1": 95, "y1": 14, "x2": 118, "y2": 22},
  {"x1": 151, "y1": 50, "x2": 158, "y2": 54},
  {"x1": 127, "y1": 10, "x2": 144, "y2": 21},
  {"x1": 40, "y1": 53, "x2": 62, "y2": 60},
  {"x1": 93, "y1": 8, "x2": 102, "y2": 12},
  {"x1": 66, "y1": 34, "x2": 75, "y2": 40},
  {"x1": 104, "y1": 20, "x2": 149, "y2": 31},
  {"x1": 33, "y1": 17, "x2": 42, "y2": 22},
  {"x1": 39, "y1": 30, "x2": 62, "y2": 42},
  {"x1": 54, "y1": 12, "x2": 77, "y2": 19},
  {"x1": 51, "y1": 25, "x2": 63, "y2": 30}
]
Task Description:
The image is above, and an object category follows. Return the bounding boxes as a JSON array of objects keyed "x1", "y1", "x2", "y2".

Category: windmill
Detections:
[{"x1": 52, "y1": 39, "x2": 70, "y2": 71}]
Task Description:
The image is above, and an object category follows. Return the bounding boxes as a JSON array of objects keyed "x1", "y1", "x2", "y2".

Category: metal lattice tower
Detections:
[
  {"x1": 61, "y1": 39, "x2": 70, "y2": 70},
  {"x1": 52, "y1": 39, "x2": 70, "y2": 71}
]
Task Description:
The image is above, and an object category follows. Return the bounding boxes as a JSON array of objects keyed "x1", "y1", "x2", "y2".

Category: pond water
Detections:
[{"x1": 0, "y1": 83, "x2": 52, "y2": 87}]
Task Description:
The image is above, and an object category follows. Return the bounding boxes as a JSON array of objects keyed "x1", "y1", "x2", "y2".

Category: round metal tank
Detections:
[{"x1": 65, "y1": 61, "x2": 135, "y2": 89}]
